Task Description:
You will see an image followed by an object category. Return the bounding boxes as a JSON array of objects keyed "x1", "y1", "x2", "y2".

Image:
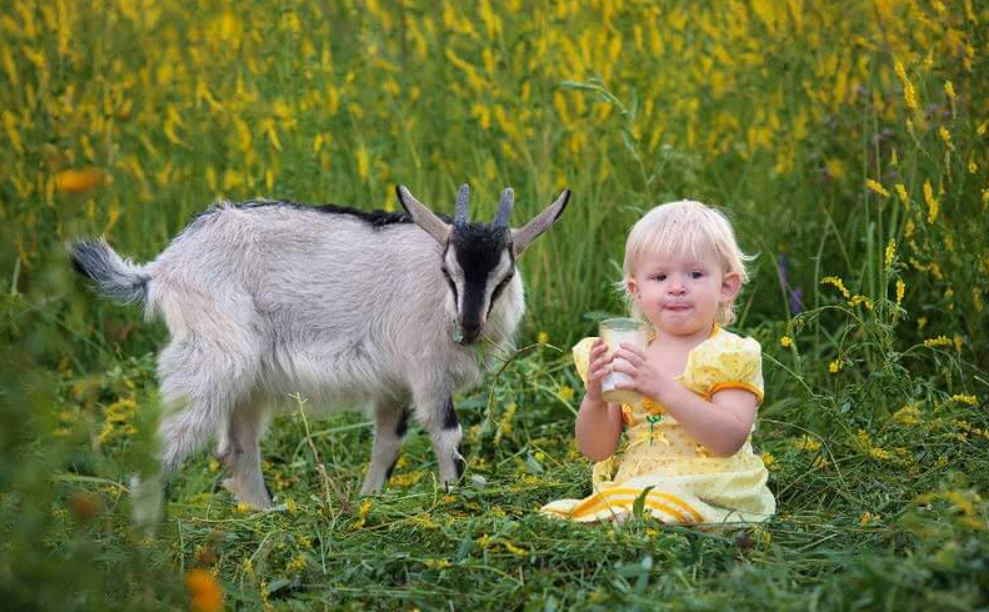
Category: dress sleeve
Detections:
[
  {"x1": 684, "y1": 335, "x2": 764, "y2": 403},
  {"x1": 571, "y1": 337, "x2": 598, "y2": 385}
]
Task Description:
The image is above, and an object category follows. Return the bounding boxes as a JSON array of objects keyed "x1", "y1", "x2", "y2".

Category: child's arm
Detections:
[
  {"x1": 649, "y1": 384, "x2": 757, "y2": 456},
  {"x1": 612, "y1": 344, "x2": 757, "y2": 456},
  {"x1": 575, "y1": 339, "x2": 624, "y2": 461}
]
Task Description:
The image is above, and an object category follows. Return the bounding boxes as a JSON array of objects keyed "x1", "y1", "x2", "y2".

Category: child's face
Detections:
[{"x1": 627, "y1": 250, "x2": 740, "y2": 338}]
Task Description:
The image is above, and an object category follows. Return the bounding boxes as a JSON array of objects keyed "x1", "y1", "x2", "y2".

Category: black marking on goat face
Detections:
[
  {"x1": 448, "y1": 223, "x2": 513, "y2": 344},
  {"x1": 441, "y1": 397, "x2": 459, "y2": 430}
]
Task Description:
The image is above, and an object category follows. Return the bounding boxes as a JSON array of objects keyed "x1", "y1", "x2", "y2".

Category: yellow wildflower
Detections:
[
  {"x1": 848, "y1": 295, "x2": 874, "y2": 310},
  {"x1": 557, "y1": 385, "x2": 575, "y2": 401},
  {"x1": 923, "y1": 336, "x2": 951, "y2": 348},
  {"x1": 824, "y1": 158, "x2": 845, "y2": 179},
  {"x1": 501, "y1": 540, "x2": 529, "y2": 557},
  {"x1": 779, "y1": 336, "x2": 793, "y2": 348},
  {"x1": 892, "y1": 404, "x2": 920, "y2": 426},
  {"x1": 186, "y1": 569, "x2": 223, "y2": 612},
  {"x1": 793, "y1": 435, "x2": 821, "y2": 452},
  {"x1": 938, "y1": 126, "x2": 954, "y2": 151},
  {"x1": 821, "y1": 276, "x2": 851, "y2": 299},
  {"x1": 922, "y1": 180, "x2": 939, "y2": 223},
  {"x1": 865, "y1": 179, "x2": 889, "y2": 197},
  {"x1": 761, "y1": 452, "x2": 777, "y2": 469},
  {"x1": 389, "y1": 470, "x2": 424, "y2": 487},
  {"x1": 896, "y1": 279, "x2": 905, "y2": 305},
  {"x1": 884, "y1": 240, "x2": 896, "y2": 269},
  {"x1": 859, "y1": 512, "x2": 878, "y2": 526},
  {"x1": 828, "y1": 360, "x2": 842, "y2": 374},
  {"x1": 949, "y1": 394, "x2": 978, "y2": 406},
  {"x1": 943, "y1": 81, "x2": 956, "y2": 100},
  {"x1": 869, "y1": 447, "x2": 892, "y2": 460},
  {"x1": 894, "y1": 183, "x2": 909, "y2": 206},
  {"x1": 423, "y1": 558, "x2": 452, "y2": 569},
  {"x1": 537, "y1": 331, "x2": 549, "y2": 344}
]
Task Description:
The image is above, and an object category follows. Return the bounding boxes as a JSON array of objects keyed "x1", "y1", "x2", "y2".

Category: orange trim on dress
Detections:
[
  {"x1": 568, "y1": 487, "x2": 705, "y2": 523},
  {"x1": 707, "y1": 381, "x2": 764, "y2": 403}
]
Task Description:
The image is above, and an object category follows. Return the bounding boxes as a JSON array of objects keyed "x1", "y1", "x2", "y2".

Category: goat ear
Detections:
[
  {"x1": 396, "y1": 185, "x2": 451, "y2": 245},
  {"x1": 511, "y1": 189, "x2": 570, "y2": 257}
]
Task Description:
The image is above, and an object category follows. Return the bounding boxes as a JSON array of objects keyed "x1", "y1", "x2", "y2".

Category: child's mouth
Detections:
[{"x1": 664, "y1": 304, "x2": 691, "y2": 312}]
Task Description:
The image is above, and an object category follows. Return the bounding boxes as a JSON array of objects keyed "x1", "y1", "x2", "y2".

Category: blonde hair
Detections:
[{"x1": 621, "y1": 200, "x2": 754, "y2": 325}]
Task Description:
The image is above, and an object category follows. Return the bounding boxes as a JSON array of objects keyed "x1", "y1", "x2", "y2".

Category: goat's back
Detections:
[{"x1": 145, "y1": 202, "x2": 483, "y2": 404}]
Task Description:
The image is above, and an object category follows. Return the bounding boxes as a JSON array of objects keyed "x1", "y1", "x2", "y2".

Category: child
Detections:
[{"x1": 541, "y1": 200, "x2": 775, "y2": 524}]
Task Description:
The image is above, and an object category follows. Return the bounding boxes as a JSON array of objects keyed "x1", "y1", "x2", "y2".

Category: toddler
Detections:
[{"x1": 541, "y1": 200, "x2": 775, "y2": 524}]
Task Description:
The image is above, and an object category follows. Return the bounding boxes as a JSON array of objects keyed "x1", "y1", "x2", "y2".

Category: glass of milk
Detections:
[{"x1": 598, "y1": 317, "x2": 648, "y2": 404}]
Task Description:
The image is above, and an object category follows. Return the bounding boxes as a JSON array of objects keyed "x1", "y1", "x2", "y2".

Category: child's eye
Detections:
[
  {"x1": 651, "y1": 274, "x2": 666, "y2": 281},
  {"x1": 690, "y1": 271, "x2": 705, "y2": 279}
]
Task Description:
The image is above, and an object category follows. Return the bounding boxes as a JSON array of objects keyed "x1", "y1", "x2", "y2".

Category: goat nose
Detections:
[{"x1": 461, "y1": 321, "x2": 482, "y2": 344}]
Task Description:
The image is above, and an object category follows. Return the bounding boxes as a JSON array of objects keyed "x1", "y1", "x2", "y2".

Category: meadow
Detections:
[{"x1": 1, "y1": 0, "x2": 987, "y2": 609}]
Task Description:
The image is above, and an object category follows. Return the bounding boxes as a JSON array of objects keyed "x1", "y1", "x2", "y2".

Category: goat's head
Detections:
[{"x1": 396, "y1": 183, "x2": 570, "y2": 345}]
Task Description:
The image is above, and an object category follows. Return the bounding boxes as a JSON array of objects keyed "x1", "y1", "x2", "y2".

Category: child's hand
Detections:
[
  {"x1": 584, "y1": 338, "x2": 611, "y2": 404},
  {"x1": 611, "y1": 343, "x2": 677, "y2": 402}
]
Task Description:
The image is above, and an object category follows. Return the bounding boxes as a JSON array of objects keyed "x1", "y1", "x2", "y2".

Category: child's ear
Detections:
[
  {"x1": 720, "y1": 272, "x2": 741, "y2": 302},
  {"x1": 626, "y1": 278, "x2": 638, "y2": 297}
]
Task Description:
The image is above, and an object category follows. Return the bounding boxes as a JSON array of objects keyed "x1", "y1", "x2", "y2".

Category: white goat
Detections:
[{"x1": 71, "y1": 184, "x2": 569, "y2": 510}]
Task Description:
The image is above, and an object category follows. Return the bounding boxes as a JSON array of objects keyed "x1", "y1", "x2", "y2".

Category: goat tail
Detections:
[{"x1": 70, "y1": 238, "x2": 151, "y2": 305}]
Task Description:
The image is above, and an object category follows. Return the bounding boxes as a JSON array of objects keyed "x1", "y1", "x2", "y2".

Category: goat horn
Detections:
[
  {"x1": 454, "y1": 183, "x2": 470, "y2": 226},
  {"x1": 494, "y1": 187, "x2": 514, "y2": 228}
]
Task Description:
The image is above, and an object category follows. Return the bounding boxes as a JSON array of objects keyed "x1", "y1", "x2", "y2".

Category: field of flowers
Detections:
[{"x1": 1, "y1": 0, "x2": 987, "y2": 609}]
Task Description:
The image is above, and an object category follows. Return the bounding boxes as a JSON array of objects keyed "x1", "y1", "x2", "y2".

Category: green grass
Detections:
[{"x1": 2, "y1": 1, "x2": 988, "y2": 609}]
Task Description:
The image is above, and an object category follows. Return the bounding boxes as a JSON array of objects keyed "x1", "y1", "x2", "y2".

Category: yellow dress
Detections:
[{"x1": 540, "y1": 326, "x2": 776, "y2": 524}]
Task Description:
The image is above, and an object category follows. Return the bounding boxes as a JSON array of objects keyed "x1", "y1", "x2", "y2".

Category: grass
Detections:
[{"x1": 2, "y1": 1, "x2": 988, "y2": 610}]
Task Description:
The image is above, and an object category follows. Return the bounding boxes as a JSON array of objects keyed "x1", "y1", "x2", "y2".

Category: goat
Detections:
[{"x1": 71, "y1": 184, "x2": 570, "y2": 510}]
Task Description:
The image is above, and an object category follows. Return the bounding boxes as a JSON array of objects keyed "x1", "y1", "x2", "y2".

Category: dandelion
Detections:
[
  {"x1": 761, "y1": 451, "x2": 776, "y2": 469},
  {"x1": 185, "y1": 569, "x2": 223, "y2": 612},
  {"x1": 820, "y1": 276, "x2": 851, "y2": 299},
  {"x1": 922, "y1": 180, "x2": 939, "y2": 223},
  {"x1": 557, "y1": 385, "x2": 575, "y2": 402},
  {"x1": 828, "y1": 359, "x2": 842, "y2": 374},
  {"x1": 779, "y1": 336, "x2": 793, "y2": 348},
  {"x1": 865, "y1": 178, "x2": 889, "y2": 198},
  {"x1": 949, "y1": 394, "x2": 978, "y2": 406},
  {"x1": 55, "y1": 168, "x2": 108, "y2": 194}
]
